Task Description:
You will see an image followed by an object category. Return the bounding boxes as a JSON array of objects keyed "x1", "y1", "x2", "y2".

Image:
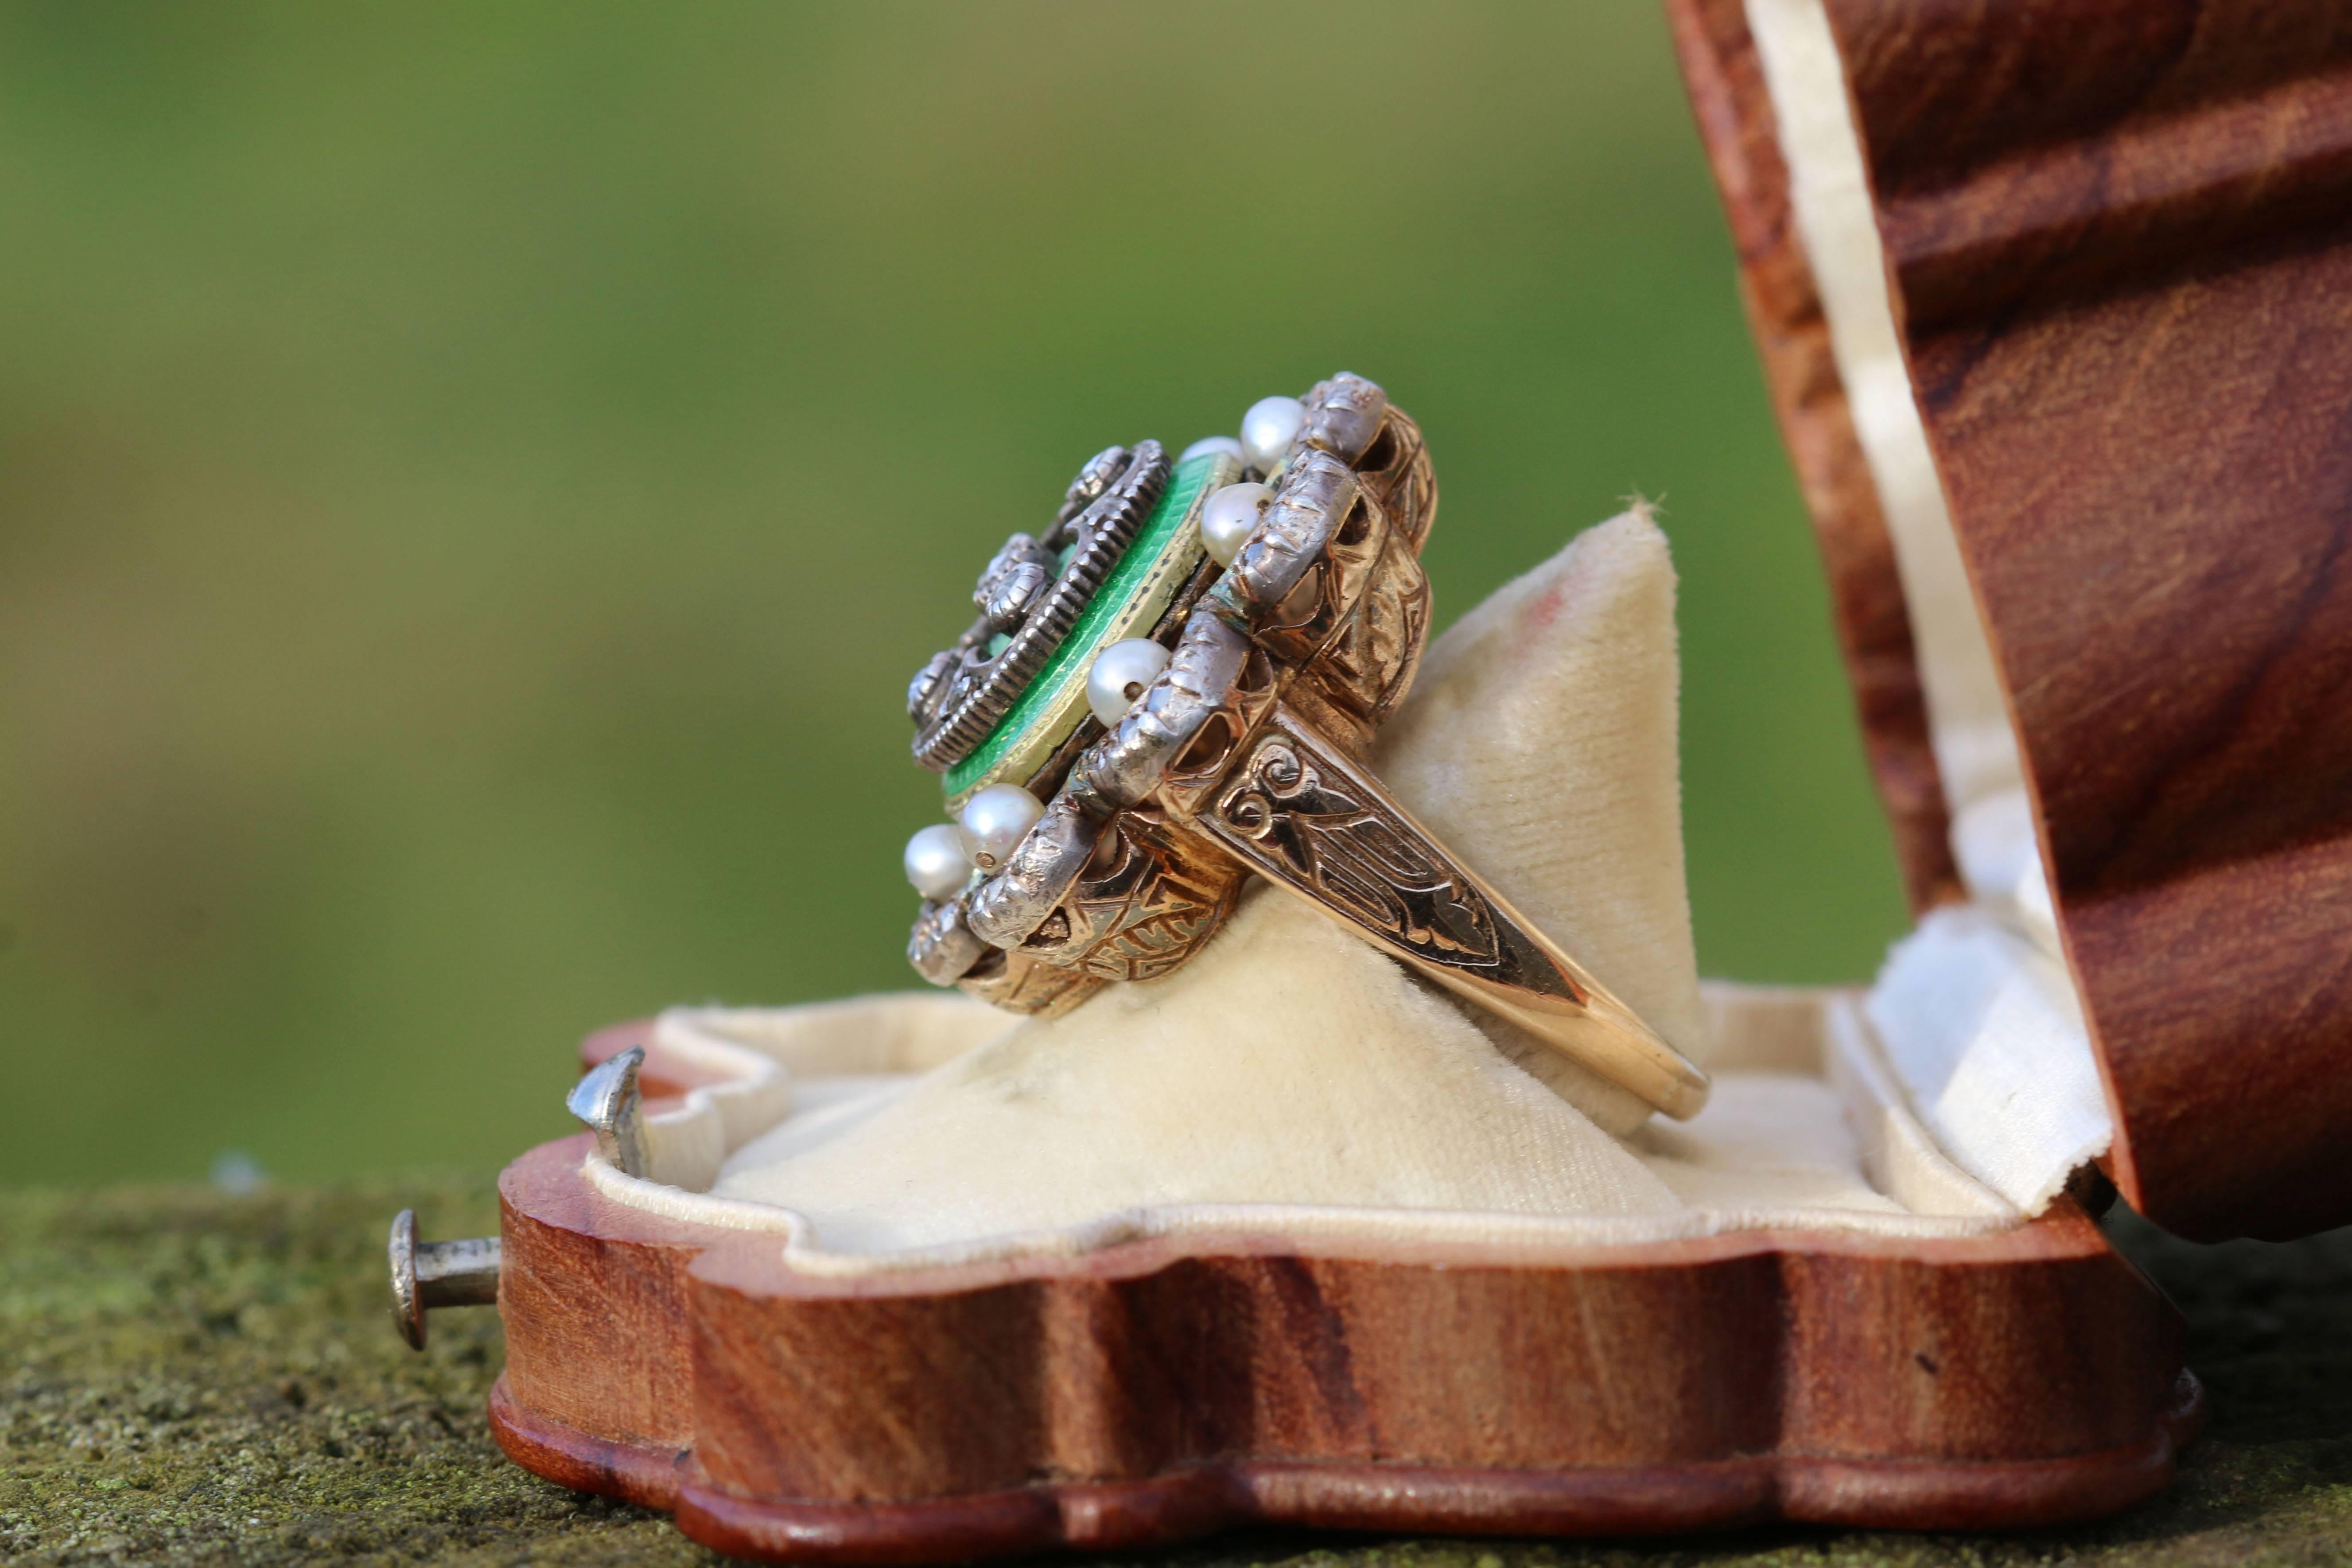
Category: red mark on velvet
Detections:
[{"x1": 1521, "y1": 582, "x2": 1570, "y2": 637}]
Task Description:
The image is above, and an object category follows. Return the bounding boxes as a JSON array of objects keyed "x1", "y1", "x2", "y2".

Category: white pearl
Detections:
[
  {"x1": 1240, "y1": 395, "x2": 1305, "y2": 472},
  {"x1": 1200, "y1": 482, "x2": 1272, "y2": 568},
  {"x1": 959, "y1": 783, "x2": 1045, "y2": 871},
  {"x1": 1087, "y1": 638, "x2": 1173, "y2": 726},
  {"x1": 903, "y1": 823, "x2": 974, "y2": 902},
  {"x1": 1179, "y1": 434, "x2": 1245, "y2": 466}
]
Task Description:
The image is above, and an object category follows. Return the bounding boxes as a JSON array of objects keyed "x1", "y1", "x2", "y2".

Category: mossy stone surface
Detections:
[{"x1": 2, "y1": 1178, "x2": 2346, "y2": 1566}]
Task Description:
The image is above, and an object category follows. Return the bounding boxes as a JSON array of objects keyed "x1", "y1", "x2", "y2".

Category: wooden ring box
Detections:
[{"x1": 473, "y1": 3, "x2": 2352, "y2": 1561}]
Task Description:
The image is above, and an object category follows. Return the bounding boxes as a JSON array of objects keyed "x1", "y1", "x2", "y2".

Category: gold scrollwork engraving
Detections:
[
  {"x1": 1212, "y1": 735, "x2": 1501, "y2": 967},
  {"x1": 1023, "y1": 812, "x2": 1246, "y2": 984}
]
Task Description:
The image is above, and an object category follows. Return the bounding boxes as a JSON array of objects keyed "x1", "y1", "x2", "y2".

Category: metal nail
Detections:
[
  {"x1": 566, "y1": 1043, "x2": 649, "y2": 1178},
  {"x1": 387, "y1": 1208, "x2": 501, "y2": 1351}
]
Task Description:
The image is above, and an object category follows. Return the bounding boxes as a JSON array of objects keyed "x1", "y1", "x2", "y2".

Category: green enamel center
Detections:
[{"x1": 943, "y1": 451, "x2": 1219, "y2": 801}]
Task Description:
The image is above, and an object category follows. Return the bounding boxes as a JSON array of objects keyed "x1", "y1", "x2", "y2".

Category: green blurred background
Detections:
[{"x1": 0, "y1": 1, "x2": 1909, "y2": 1187}]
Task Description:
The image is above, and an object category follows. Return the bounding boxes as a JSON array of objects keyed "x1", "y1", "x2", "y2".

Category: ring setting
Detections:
[{"x1": 898, "y1": 373, "x2": 1711, "y2": 1120}]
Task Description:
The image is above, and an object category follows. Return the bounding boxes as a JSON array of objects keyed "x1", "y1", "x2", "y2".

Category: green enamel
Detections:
[{"x1": 944, "y1": 450, "x2": 1226, "y2": 804}]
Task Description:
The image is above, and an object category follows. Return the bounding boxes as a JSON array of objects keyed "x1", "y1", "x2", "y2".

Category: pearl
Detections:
[
  {"x1": 959, "y1": 783, "x2": 1045, "y2": 871},
  {"x1": 1200, "y1": 482, "x2": 1272, "y2": 568},
  {"x1": 1087, "y1": 638, "x2": 1173, "y2": 726},
  {"x1": 1179, "y1": 434, "x2": 1245, "y2": 466},
  {"x1": 1240, "y1": 395, "x2": 1305, "y2": 472},
  {"x1": 903, "y1": 823, "x2": 973, "y2": 902}
]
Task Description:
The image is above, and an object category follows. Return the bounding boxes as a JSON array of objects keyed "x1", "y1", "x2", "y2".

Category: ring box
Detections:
[
  {"x1": 1668, "y1": 0, "x2": 2352, "y2": 1241},
  {"x1": 464, "y1": 2, "x2": 2352, "y2": 1560}
]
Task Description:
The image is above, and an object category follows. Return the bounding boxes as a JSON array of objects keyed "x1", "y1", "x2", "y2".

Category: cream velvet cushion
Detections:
[{"x1": 709, "y1": 511, "x2": 1714, "y2": 1245}]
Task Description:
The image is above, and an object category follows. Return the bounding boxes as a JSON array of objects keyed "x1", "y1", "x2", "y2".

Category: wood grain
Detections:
[
  {"x1": 490, "y1": 1043, "x2": 2199, "y2": 1564},
  {"x1": 495, "y1": 1131, "x2": 702, "y2": 1469},
  {"x1": 1669, "y1": 0, "x2": 2352, "y2": 1240},
  {"x1": 1668, "y1": 0, "x2": 1963, "y2": 915}
]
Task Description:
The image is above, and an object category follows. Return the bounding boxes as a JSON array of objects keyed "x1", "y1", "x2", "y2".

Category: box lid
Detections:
[{"x1": 1669, "y1": 0, "x2": 2352, "y2": 1241}]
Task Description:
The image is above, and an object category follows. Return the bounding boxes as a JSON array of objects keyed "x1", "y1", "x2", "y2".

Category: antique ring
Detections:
[{"x1": 900, "y1": 374, "x2": 1710, "y2": 1119}]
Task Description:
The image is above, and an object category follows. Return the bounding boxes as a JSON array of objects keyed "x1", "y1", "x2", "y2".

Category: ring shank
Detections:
[{"x1": 1179, "y1": 703, "x2": 1711, "y2": 1120}]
